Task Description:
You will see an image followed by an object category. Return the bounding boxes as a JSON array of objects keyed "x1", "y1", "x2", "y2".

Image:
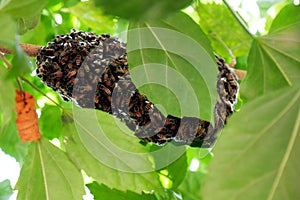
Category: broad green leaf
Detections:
[
  {"x1": 20, "y1": 14, "x2": 52, "y2": 45},
  {"x1": 175, "y1": 148, "x2": 212, "y2": 200},
  {"x1": 128, "y1": 12, "x2": 217, "y2": 121},
  {"x1": 7, "y1": 44, "x2": 33, "y2": 79},
  {"x1": 156, "y1": 151, "x2": 187, "y2": 189},
  {"x1": 45, "y1": 0, "x2": 62, "y2": 8},
  {"x1": 15, "y1": 138, "x2": 85, "y2": 200},
  {"x1": 0, "y1": 179, "x2": 13, "y2": 200},
  {"x1": 264, "y1": 1, "x2": 289, "y2": 33},
  {"x1": 62, "y1": 0, "x2": 80, "y2": 8},
  {"x1": 87, "y1": 182, "x2": 157, "y2": 200},
  {"x1": 0, "y1": 0, "x2": 47, "y2": 18},
  {"x1": 0, "y1": 120, "x2": 29, "y2": 164},
  {"x1": 0, "y1": 67, "x2": 15, "y2": 128},
  {"x1": 240, "y1": 9, "x2": 300, "y2": 101},
  {"x1": 93, "y1": 0, "x2": 192, "y2": 21},
  {"x1": 196, "y1": 2, "x2": 252, "y2": 57},
  {"x1": 269, "y1": 4, "x2": 300, "y2": 34},
  {"x1": 64, "y1": 1, "x2": 116, "y2": 33},
  {"x1": 0, "y1": 14, "x2": 15, "y2": 48},
  {"x1": 257, "y1": 0, "x2": 286, "y2": 17},
  {"x1": 20, "y1": 74, "x2": 58, "y2": 101},
  {"x1": 202, "y1": 87, "x2": 300, "y2": 200},
  {"x1": 0, "y1": 67, "x2": 28, "y2": 163},
  {"x1": 39, "y1": 105, "x2": 62, "y2": 139},
  {"x1": 177, "y1": 171, "x2": 206, "y2": 200},
  {"x1": 62, "y1": 109, "x2": 164, "y2": 195},
  {"x1": 17, "y1": 15, "x2": 40, "y2": 35}
]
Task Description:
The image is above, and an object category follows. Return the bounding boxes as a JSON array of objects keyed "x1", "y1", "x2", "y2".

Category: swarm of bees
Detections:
[{"x1": 36, "y1": 30, "x2": 239, "y2": 148}]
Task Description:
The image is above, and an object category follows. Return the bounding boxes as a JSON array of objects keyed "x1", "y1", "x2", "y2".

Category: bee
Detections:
[
  {"x1": 67, "y1": 62, "x2": 74, "y2": 68},
  {"x1": 99, "y1": 84, "x2": 111, "y2": 96},
  {"x1": 64, "y1": 42, "x2": 71, "y2": 48},
  {"x1": 135, "y1": 111, "x2": 142, "y2": 118},
  {"x1": 92, "y1": 77, "x2": 100, "y2": 84},
  {"x1": 81, "y1": 48, "x2": 89, "y2": 56},
  {"x1": 72, "y1": 41, "x2": 78, "y2": 47},
  {"x1": 54, "y1": 70, "x2": 62, "y2": 78},
  {"x1": 60, "y1": 50, "x2": 66, "y2": 57},
  {"x1": 95, "y1": 68, "x2": 102, "y2": 75},
  {"x1": 77, "y1": 68, "x2": 85, "y2": 78},
  {"x1": 81, "y1": 84, "x2": 93, "y2": 92},
  {"x1": 52, "y1": 62, "x2": 60, "y2": 70},
  {"x1": 37, "y1": 67, "x2": 44, "y2": 74},
  {"x1": 75, "y1": 56, "x2": 82, "y2": 66},
  {"x1": 55, "y1": 81, "x2": 61, "y2": 88},
  {"x1": 101, "y1": 34, "x2": 110, "y2": 39},
  {"x1": 67, "y1": 70, "x2": 77, "y2": 78},
  {"x1": 79, "y1": 42, "x2": 86, "y2": 47},
  {"x1": 94, "y1": 95, "x2": 99, "y2": 104},
  {"x1": 54, "y1": 36, "x2": 62, "y2": 43},
  {"x1": 83, "y1": 64, "x2": 90, "y2": 72},
  {"x1": 45, "y1": 49, "x2": 54, "y2": 56}
]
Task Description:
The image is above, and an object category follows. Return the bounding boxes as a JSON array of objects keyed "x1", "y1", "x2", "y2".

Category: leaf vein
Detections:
[{"x1": 267, "y1": 106, "x2": 300, "y2": 200}]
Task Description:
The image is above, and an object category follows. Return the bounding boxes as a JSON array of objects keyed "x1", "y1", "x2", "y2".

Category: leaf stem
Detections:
[
  {"x1": 0, "y1": 53, "x2": 11, "y2": 69},
  {"x1": 222, "y1": 0, "x2": 254, "y2": 38},
  {"x1": 16, "y1": 77, "x2": 26, "y2": 100},
  {"x1": 21, "y1": 77, "x2": 65, "y2": 110}
]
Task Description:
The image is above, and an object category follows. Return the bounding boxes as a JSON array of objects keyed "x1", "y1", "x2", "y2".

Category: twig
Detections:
[
  {"x1": 0, "y1": 53, "x2": 11, "y2": 69},
  {"x1": 234, "y1": 69, "x2": 247, "y2": 80},
  {"x1": 0, "y1": 42, "x2": 247, "y2": 80},
  {"x1": 222, "y1": 0, "x2": 254, "y2": 38},
  {"x1": 16, "y1": 77, "x2": 25, "y2": 99},
  {"x1": 0, "y1": 43, "x2": 41, "y2": 57},
  {"x1": 20, "y1": 77, "x2": 65, "y2": 110},
  {"x1": 210, "y1": 33, "x2": 237, "y2": 67}
]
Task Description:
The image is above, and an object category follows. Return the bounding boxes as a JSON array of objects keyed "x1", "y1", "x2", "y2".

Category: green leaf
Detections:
[
  {"x1": 0, "y1": 0, "x2": 47, "y2": 18},
  {"x1": 0, "y1": 179, "x2": 13, "y2": 200},
  {"x1": 15, "y1": 138, "x2": 85, "y2": 200},
  {"x1": 257, "y1": 0, "x2": 286, "y2": 17},
  {"x1": 196, "y1": 2, "x2": 252, "y2": 57},
  {"x1": 127, "y1": 12, "x2": 217, "y2": 120},
  {"x1": 0, "y1": 67, "x2": 15, "y2": 128},
  {"x1": 93, "y1": 0, "x2": 192, "y2": 21},
  {"x1": 7, "y1": 44, "x2": 33, "y2": 79},
  {"x1": 0, "y1": 14, "x2": 16, "y2": 48},
  {"x1": 156, "y1": 151, "x2": 187, "y2": 189},
  {"x1": 17, "y1": 15, "x2": 40, "y2": 35},
  {"x1": 62, "y1": 109, "x2": 164, "y2": 195},
  {"x1": 263, "y1": 1, "x2": 289, "y2": 33},
  {"x1": 269, "y1": 4, "x2": 300, "y2": 34},
  {"x1": 87, "y1": 182, "x2": 157, "y2": 200},
  {"x1": 39, "y1": 105, "x2": 62, "y2": 139},
  {"x1": 175, "y1": 148, "x2": 212, "y2": 200},
  {"x1": 0, "y1": 67, "x2": 28, "y2": 163},
  {"x1": 0, "y1": 120, "x2": 29, "y2": 164},
  {"x1": 177, "y1": 171, "x2": 206, "y2": 200},
  {"x1": 64, "y1": 1, "x2": 117, "y2": 33},
  {"x1": 202, "y1": 87, "x2": 300, "y2": 200},
  {"x1": 240, "y1": 10, "x2": 300, "y2": 101}
]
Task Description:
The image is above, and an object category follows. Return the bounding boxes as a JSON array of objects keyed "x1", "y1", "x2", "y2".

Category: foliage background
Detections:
[{"x1": 0, "y1": 0, "x2": 299, "y2": 199}]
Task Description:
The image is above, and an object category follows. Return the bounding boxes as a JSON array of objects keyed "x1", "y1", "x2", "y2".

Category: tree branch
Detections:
[
  {"x1": 0, "y1": 43, "x2": 41, "y2": 57},
  {"x1": 234, "y1": 69, "x2": 247, "y2": 80},
  {"x1": 0, "y1": 43, "x2": 247, "y2": 80}
]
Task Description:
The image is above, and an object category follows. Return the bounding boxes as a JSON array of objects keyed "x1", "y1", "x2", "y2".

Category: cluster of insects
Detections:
[
  {"x1": 36, "y1": 30, "x2": 239, "y2": 148},
  {"x1": 36, "y1": 30, "x2": 126, "y2": 102}
]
